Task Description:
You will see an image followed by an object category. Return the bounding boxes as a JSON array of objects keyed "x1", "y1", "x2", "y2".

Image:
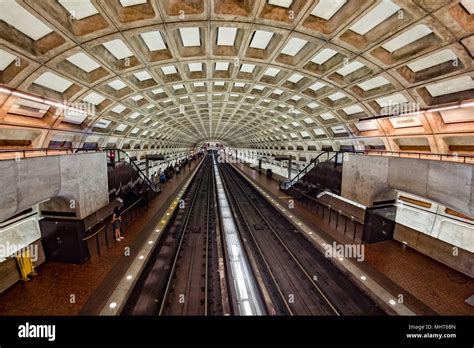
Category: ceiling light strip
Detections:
[{"x1": 0, "y1": 86, "x2": 87, "y2": 114}]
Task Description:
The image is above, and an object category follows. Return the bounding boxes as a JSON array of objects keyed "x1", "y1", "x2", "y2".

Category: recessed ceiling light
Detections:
[
  {"x1": 116, "y1": 123, "x2": 127, "y2": 132},
  {"x1": 95, "y1": 119, "x2": 111, "y2": 129},
  {"x1": 140, "y1": 30, "x2": 166, "y2": 51},
  {"x1": 179, "y1": 27, "x2": 201, "y2": 47},
  {"x1": 58, "y1": 0, "x2": 98, "y2": 20},
  {"x1": 358, "y1": 76, "x2": 390, "y2": 91},
  {"x1": 129, "y1": 112, "x2": 140, "y2": 119},
  {"x1": 407, "y1": 49, "x2": 457, "y2": 72},
  {"x1": 111, "y1": 104, "x2": 126, "y2": 113},
  {"x1": 311, "y1": 48, "x2": 337, "y2": 64},
  {"x1": 161, "y1": 65, "x2": 177, "y2": 75},
  {"x1": 108, "y1": 79, "x2": 127, "y2": 91},
  {"x1": 309, "y1": 82, "x2": 326, "y2": 91},
  {"x1": 314, "y1": 128, "x2": 325, "y2": 135},
  {"x1": 0, "y1": 49, "x2": 17, "y2": 71},
  {"x1": 120, "y1": 0, "x2": 147, "y2": 7},
  {"x1": 328, "y1": 92, "x2": 347, "y2": 101},
  {"x1": 249, "y1": 30, "x2": 274, "y2": 49},
  {"x1": 336, "y1": 61, "x2": 364, "y2": 76},
  {"x1": 461, "y1": 0, "x2": 474, "y2": 14},
  {"x1": 64, "y1": 108, "x2": 87, "y2": 125},
  {"x1": 343, "y1": 105, "x2": 364, "y2": 115},
  {"x1": 331, "y1": 126, "x2": 347, "y2": 134},
  {"x1": 280, "y1": 37, "x2": 307, "y2": 56},
  {"x1": 320, "y1": 112, "x2": 335, "y2": 120},
  {"x1": 268, "y1": 0, "x2": 293, "y2": 8},
  {"x1": 311, "y1": 0, "x2": 347, "y2": 20},
  {"x1": 0, "y1": 1, "x2": 53, "y2": 40},
  {"x1": 355, "y1": 121, "x2": 377, "y2": 131},
  {"x1": 382, "y1": 25, "x2": 432, "y2": 53},
  {"x1": 83, "y1": 92, "x2": 106, "y2": 105},
  {"x1": 288, "y1": 73, "x2": 303, "y2": 83},
  {"x1": 264, "y1": 68, "x2": 280, "y2": 77},
  {"x1": 217, "y1": 27, "x2": 238, "y2": 46},
  {"x1": 376, "y1": 93, "x2": 408, "y2": 107},
  {"x1": 240, "y1": 64, "x2": 255, "y2": 73},
  {"x1": 131, "y1": 95, "x2": 144, "y2": 101},
  {"x1": 425, "y1": 76, "x2": 474, "y2": 97},
  {"x1": 215, "y1": 62, "x2": 229, "y2": 71},
  {"x1": 34, "y1": 72, "x2": 73, "y2": 93},
  {"x1": 102, "y1": 39, "x2": 133, "y2": 60},
  {"x1": 66, "y1": 53, "x2": 100, "y2": 73},
  {"x1": 134, "y1": 71, "x2": 153, "y2": 81},
  {"x1": 188, "y1": 63, "x2": 203, "y2": 72},
  {"x1": 350, "y1": 0, "x2": 400, "y2": 35}
]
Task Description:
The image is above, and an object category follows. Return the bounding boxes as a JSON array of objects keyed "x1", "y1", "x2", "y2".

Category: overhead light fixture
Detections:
[
  {"x1": 427, "y1": 105, "x2": 459, "y2": 112},
  {"x1": 0, "y1": 87, "x2": 11, "y2": 94},
  {"x1": 461, "y1": 101, "x2": 474, "y2": 108},
  {"x1": 11, "y1": 91, "x2": 44, "y2": 103}
]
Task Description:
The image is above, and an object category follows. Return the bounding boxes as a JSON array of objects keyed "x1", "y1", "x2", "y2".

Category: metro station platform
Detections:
[
  {"x1": 230, "y1": 160, "x2": 474, "y2": 316},
  {"x1": 0, "y1": 159, "x2": 202, "y2": 316}
]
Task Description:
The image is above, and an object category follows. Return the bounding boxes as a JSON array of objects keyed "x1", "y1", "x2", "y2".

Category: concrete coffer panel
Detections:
[
  {"x1": 342, "y1": 154, "x2": 474, "y2": 218},
  {"x1": 0, "y1": 153, "x2": 109, "y2": 222}
]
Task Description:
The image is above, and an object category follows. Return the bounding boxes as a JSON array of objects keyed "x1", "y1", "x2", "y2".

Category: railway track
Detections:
[
  {"x1": 218, "y1": 162, "x2": 385, "y2": 316},
  {"x1": 122, "y1": 155, "x2": 224, "y2": 315}
]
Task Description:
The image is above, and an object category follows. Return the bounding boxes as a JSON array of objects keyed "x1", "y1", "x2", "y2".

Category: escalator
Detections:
[
  {"x1": 280, "y1": 151, "x2": 348, "y2": 199},
  {"x1": 106, "y1": 149, "x2": 160, "y2": 205}
]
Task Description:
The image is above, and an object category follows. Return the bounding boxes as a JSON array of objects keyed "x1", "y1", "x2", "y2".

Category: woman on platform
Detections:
[{"x1": 112, "y1": 207, "x2": 124, "y2": 242}]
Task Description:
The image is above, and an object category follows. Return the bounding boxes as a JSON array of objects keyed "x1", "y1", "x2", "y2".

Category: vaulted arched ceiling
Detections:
[{"x1": 0, "y1": 0, "x2": 472, "y2": 152}]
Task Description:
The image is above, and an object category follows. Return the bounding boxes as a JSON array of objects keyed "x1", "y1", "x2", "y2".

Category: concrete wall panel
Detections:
[
  {"x1": 0, "y1": 153, "x2": 108, "y2": 221},
  {"x1": 341, "y1": 154, "x2": 397, "y2": 207},
  {"x1": 343, "y1": 154, "x2": 474, "y2": 218},
  {"x1": 388, "y1": 158, "x2": 429, "y2": 198},
  {"x1": 426, "y1": 160, "x2": 473, "y2": 217}
]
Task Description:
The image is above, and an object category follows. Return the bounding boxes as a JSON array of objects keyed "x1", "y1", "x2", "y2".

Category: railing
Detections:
[
  {"x1": 279, "y1": 151, "x2": 347, "y2": 190},
  {"x1": 82, "y1": 197, "x2": 146, "y2": 257},
  {"x1": 296, "y1": 191, "x2": 365, "y2": 242},
  {"x1": 363, "y1": 150, "x2": 474, "y2": 163}
]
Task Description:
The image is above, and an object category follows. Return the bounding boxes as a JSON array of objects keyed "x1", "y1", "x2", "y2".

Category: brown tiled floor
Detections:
[
  {"x1": 232, "y1": 161, "x2": 474, "y2": 316},
  {"x1": 0, "y1": 159, "x2": 202, "y2": 316}
]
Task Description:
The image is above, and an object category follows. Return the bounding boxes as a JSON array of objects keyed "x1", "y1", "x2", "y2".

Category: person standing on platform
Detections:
[
  {"x1": 175, "y1": 162, "x2": 180, "y2": 177},
  {"x1": 112, "y1": 207, "x2": 124, "y2": 242}
]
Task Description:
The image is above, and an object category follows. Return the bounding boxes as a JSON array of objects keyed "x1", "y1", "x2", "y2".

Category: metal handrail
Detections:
[{"x1": 282, "y1": 151, "x2": 347, "y2": 190}]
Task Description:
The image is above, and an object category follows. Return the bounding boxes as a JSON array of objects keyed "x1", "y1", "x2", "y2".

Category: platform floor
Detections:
[
  {"x1": 232, "y1": 161, "x2": 474, "y2": 316},
  {"x1": 0, "y1": 159, "x2": 202, "y2": 316}
]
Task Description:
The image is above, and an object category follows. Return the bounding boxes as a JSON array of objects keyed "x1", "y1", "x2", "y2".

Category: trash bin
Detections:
[{"x1": 266, "y1": 168, "x2": 272, "y2": 179}]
